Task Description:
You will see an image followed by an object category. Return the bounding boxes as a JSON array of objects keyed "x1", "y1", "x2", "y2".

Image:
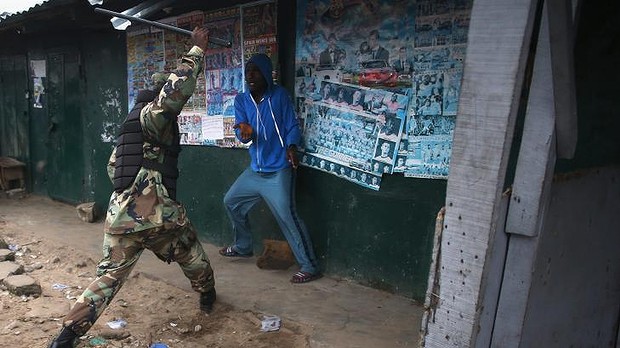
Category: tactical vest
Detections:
[{"x1": 113, "y1": 90, "x2": 181, "y2": 200}]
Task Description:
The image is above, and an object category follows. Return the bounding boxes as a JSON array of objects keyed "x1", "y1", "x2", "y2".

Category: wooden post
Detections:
[
  {"x1": 492, "y1": 1, "x2": 558, "y2": 346},
  {"x1": 422, "y1": 0, "x2": 538, "y2": 346}
]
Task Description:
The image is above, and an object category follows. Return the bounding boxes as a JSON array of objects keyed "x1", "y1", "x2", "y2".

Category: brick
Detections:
[{"x1": 76, "y1": 202, "x2": 96, "y2": 223}]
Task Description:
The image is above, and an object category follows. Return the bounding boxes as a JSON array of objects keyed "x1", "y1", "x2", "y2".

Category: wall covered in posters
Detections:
[
  {"x1": 125, "y1": 1, "x2": 277, "y2": 148},
  {"x1": 295, "y1": 0, "x2": 472, "y2": 190}
]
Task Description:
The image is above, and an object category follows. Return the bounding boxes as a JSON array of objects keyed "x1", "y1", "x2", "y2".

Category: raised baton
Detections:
[{"x1": 94, "y1": 7, "x2": 232, "y2": 48}]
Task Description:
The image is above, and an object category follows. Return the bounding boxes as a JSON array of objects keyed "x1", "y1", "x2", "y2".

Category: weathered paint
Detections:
[
  {"x1": 492, "y1": 4, "x2": 557, "y2": 345},
  {"x1": 46, "y1": 50, "x2": 85, "y2": 204},
  {"x1": 0, "y1": 55, "x2": 29, "y2": 162},
  {"x1": 99, "y1": 87, "x2": 123, "y2": 143},
  {"x1": 423, "y1": 0, "x2": 538, "y2": 346}
]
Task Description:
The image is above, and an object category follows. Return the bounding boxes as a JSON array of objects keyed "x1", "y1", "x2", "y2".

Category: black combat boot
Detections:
[
  {"x1": 48, "y1": 327, "x2": 78, "y2": 348},
  {"x1": 200, "y1": 287, "x2": 217, "y2": 313}
]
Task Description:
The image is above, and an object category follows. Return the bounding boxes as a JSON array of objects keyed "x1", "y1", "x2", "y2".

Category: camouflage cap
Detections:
[{"x1": 151, "y1": 72, "x2": 170, "y2": 91}]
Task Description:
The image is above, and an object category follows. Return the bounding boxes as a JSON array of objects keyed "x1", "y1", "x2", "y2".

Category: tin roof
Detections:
[{"x1": 0, "y1": 1, "x2": 51, "y2": 21}]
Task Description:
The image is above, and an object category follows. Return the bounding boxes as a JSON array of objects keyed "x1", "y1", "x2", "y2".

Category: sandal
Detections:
[
  {"x1": 290, "y1": 271, "x2": 323, "y2": 284},
  {"x1": 219, "y1": 246, "x2": 253, "y2": 258}
]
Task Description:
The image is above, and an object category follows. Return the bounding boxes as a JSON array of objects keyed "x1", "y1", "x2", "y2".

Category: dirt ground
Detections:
[{"x1": 0, "y1": 219, "x2": 312, "y2": 348}]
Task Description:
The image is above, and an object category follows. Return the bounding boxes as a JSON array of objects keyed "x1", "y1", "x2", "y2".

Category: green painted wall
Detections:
[
  {"x1": 81, "y1": 32, "x2": 129, "y2": 209},
  {"x1": 175, "y1": 145, "x2": 444, "y2": 299},
  {"x1": 0, "y1": 55, "x2": 29, "y2": 162}
]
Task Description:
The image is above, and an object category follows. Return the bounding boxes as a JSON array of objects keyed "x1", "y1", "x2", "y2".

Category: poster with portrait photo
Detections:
[
  {"x1": 178, "y1": 111, "x2": 203, "y2": 145},
  {"x1": 373, "y1": 139, "x2": 397, "y2": 165},
  {"x1": 393, "y1": 155, "x2": 409, "y2": 172},
  {"x1": 294, "y1": 0, "x2": 473, "y2": 185},
  {"x1": 414, "y1": 71, "x2": 444, "y2": 116},
  {"x1": 403, "y1": 136, "x2": 452, "y2": 179},
  {"x1": 299, "y1": 81, "x2": 404, "y2": 177}
]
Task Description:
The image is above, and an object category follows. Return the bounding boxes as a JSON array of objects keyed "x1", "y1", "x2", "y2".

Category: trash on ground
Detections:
[
  {"x1": 52, "y1": 283, "x2": 69, "y2": 291},
  {"x1": 149, "y1": 343, "x2": 169, "y2": 348},
  {"x1": 106, "y1": 319, "x2": 127, "y2": 329},
  {"x1": 260, "y1": 315, "x2": 281, "y2": 332},
  {"x1": 89, "y1": 336, "x2": 107, "y2": 346}
]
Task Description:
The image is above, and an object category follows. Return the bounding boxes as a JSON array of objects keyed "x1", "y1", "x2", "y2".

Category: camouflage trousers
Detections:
[{"x1": 62, "y1": 222, "x2": 214, "y2": 336}]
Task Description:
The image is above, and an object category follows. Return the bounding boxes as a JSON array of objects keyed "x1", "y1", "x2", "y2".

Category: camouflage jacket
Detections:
[{"x1": 104, "y1": 46, "x2": 204, "y2": 234}]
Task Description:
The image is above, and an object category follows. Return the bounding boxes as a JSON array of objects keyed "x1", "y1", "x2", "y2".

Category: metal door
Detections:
[
  {"x1": 0, "y1": 55, "x2": 29, "y2": 160},
  {"x1": 46, "y1": 51, "x2": 84, "y2": 204}
]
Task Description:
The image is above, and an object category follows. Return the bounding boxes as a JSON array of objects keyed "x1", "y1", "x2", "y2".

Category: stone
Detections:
[
  {"x1": 256, "y1": 239, "x2": 296, "y2": 270},
  {"x1": 0, "y1": 261, "x2": 24, "y2": 281},
  {"x1": 97, "y1": 328, "x2": 131, "y2": 340},
  {"x1": 0, "y1": 249, "x2": 15, "y2": 261},
  {"x1": 76, "y1": 202, "x2": 97, "y2": 223},
  {"x1": 5, "y1": 188, "x2": 26, "y2": 199},
  {"x1": 3, "y1": 274, "x2": 42, "y2": 296}
]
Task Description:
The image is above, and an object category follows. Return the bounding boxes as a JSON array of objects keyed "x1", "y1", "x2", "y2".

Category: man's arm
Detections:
[
  {"x1": 142, "y1": 27, "x2": 210, "y2": 143},
  {"x1": 233, "y1": 94, "x2": 254, "y2": 143}
]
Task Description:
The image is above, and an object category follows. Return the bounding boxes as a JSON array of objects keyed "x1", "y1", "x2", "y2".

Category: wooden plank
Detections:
[
  {"x1": 492, "y1": 5, "x2": 558, "y2": 345},
  {"x1": 473, "y1": 191, "x2": 510, "y2": 348},
  {"x1": 422, "y1": 0, "x2": 538, "y2": 346},
  {"x1": 505, "y1": 2, "x2": 557, "y2": 237},
  {"x1": 548, "y1": 0, "x2": 578, "y2": 159}
]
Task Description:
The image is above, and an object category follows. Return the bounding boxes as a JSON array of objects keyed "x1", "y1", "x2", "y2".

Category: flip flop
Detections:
[
  {"x1": 219, "y1": 246, "x2": 253, "y2": 258},
  {"x1": 290, "y1": 271, "x2": 323, "y2": 284}
]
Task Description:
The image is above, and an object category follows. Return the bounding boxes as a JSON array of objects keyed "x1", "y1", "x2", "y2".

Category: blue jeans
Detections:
[{"x1": 224, "y1": 167, "x2": 319, "y2": 274}]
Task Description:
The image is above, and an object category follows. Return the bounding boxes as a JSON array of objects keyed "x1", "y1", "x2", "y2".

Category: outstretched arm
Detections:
[{"x1": 142, "y1": 27, "x2": 210, "y2": 144}]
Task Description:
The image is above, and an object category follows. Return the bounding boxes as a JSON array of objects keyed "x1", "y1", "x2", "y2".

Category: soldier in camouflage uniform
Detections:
[{"x1": 48, "y1": 27, "x2": 215, "y2": 348}]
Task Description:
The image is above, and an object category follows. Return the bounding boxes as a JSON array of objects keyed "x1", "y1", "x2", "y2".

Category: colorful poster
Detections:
[
  {"x1": 295, "y1": 0, "x2": 472, "y2": 188},
  {"x1": 126, "y1": 28, "x2": 165, "y2": 111},
  {"x1": 402, "y1": 2, "x2": 471, "y2": 179},
  {"x1": 178, "y1": 111, "x2": 203, "y2": 145},
  {"x1": 31, "y1": 60, "x2": 46, "y2": 109},
  {"x1": 242, "y1": 2, "x2": 278, "y2": 67},
  {"x1": 124, "y1": 1, "x2": 278, "y2": 148}
]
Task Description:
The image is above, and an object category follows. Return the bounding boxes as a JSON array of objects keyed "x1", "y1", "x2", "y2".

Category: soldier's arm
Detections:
[
  {"x1": 142, "y1": 27, "x2": 209, "y2": 144},
  {"x1": 141, "y1": 46, "x2": 204, "y2": 143}
]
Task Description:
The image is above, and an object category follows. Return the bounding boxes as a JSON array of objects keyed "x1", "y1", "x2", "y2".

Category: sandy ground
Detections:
[
  {"x1": 0, "y1": 195, "x2": 423, "y2": 348},
  {"x1": 0, "y1": 221, "x2": 312, "y2": 348}
]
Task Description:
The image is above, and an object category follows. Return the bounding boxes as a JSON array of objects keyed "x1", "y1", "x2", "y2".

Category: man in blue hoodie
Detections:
[{"x1": 220, "y1": 53, "x2": 321, "y2": 284}]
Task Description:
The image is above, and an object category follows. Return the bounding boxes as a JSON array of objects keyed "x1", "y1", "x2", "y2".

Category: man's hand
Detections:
[
  {"x1": 192, "y1": 27, "x2": 210, "y2": 52},
  {"x1": 287, "y1": 145, "x2": 299, "y2": 169},
  {"x1": 233, "y1": 122, "x2": 253, "y2": 140}
]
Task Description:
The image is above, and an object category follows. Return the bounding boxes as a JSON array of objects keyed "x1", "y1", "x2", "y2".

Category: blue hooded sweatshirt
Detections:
[{"x1": 234, "y1": 54, "x2": 301, "y2": 172}]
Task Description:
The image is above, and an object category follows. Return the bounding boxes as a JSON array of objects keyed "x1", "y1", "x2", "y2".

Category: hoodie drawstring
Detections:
[{"x1": 268, "y1": 98, "x2": 285, "y2": 148}]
